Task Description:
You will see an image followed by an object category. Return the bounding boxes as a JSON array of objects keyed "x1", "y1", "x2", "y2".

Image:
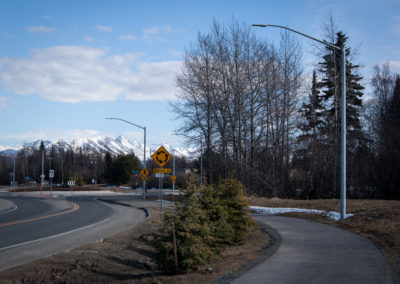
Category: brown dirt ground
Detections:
[
  {"x1": 247, "y1": 197, "x2": 400, "y2": 278},
  {"x1": 0, "y1": 207, "x2": 270, "y2": 284}
]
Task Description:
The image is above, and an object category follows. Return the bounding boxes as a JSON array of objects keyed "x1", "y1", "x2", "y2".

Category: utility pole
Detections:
[
  {"x1": 49, "y1": 156, "x2": 54, "y2": 194},
  {"x1": 40, "y1": 142, "x2": 45, "y2": 198},
  {"x1": 12, "y1": 155, "x2": 16, "y2": 192}
]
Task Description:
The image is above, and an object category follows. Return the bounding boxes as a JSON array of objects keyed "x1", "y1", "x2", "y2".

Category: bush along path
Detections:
[{"x1": 150, "y1": 178, "x2": 255, "y2": 274}]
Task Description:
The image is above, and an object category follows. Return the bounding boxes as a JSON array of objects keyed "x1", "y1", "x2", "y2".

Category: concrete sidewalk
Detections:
[{"x1": 231, "y1": 215, "x2": 393, "y2": 284}]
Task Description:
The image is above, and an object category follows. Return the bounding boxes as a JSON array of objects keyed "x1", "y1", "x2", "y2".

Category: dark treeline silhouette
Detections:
[
  {"x1": 0, "y1": 143, "x2": 196, "y2": 189},
  {"x1": 0, "y1": 142, "x2": 105, "y2": 186}
]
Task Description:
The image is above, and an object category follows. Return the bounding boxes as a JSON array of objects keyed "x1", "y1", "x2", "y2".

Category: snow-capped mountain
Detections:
[{"x1": 0, "y1": 136, "x2": 198, "y2": 158}]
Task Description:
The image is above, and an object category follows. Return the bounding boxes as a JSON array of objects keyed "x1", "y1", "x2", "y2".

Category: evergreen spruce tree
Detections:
[
  {"x1": 379, "y1": 76, "x2": 400, "y2": 198},
  {"x1": 103, "y1": 151, "x2": 113, "y2": 183},
  {"x1": 318, "y1": 31, "x2": 364, "y2": 194},
  {"x1": 296, "y1": 70, "x2": 325, "y2": 196}
]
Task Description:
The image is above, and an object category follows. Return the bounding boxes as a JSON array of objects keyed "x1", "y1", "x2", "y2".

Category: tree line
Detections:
[
  {"x1": 171, "y1": 19, "x2": 400, "y2": 199},
  {"x1": 0, "y1": 141, "x2": 194, "y2": 188},
  {"x1": 0, "y1": 141, "x2": 105, "y2": 186}
]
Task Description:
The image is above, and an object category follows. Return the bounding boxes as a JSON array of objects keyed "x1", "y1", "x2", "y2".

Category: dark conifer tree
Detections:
[
  {"x1": 103, "y1": 151, "x2": 113, "y2": 183},
  {"x1": 295, "y1": 70, "x2": 325, "y2": 196},
  {"x1": 318, "y1": 31, "x2": 365, "y2": 195},
  {"x1": 379, "y1": 76, "x2": 400, "y2": 198}
]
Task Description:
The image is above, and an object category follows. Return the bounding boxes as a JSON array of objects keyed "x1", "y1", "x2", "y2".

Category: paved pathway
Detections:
[{"x1": 232, "y1": 215, "x2": 393, "y2": 284}]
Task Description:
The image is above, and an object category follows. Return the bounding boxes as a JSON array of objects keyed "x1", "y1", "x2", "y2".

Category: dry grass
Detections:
[
  {"x1": 0, "y1": 207, "x2": 270, "y2": 283},
  {"x1": 247, "y1": 196, "x2": 400, "y2": 277}
]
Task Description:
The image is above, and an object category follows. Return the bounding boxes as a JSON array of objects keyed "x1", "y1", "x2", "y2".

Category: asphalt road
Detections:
[
  {"x1": 231, "y1": 215, "x2": 393, "y2": 284},
  {"x1": 0, "y1": 196, "x2": 113, "y2": 249},
  {"x1": 0, "y1": 194, "x2": 147, "y2": 271}
]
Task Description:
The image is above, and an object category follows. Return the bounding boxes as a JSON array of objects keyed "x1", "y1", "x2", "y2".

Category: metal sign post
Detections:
[
  {"x1": 49, "y1": 169, "x2": 54, "y2": 195},
  {"x1": 152, "y1": 146, "x2": 173, "y2": 224},
  {"x1": 40, "y1": 174, "x2": 45, "y2": 198},
  {"x1": 172, "y1": 154, "x2": 175, "y2": 192},
  {"x1": 67, "y1": 180, "x2": 75, "y2": 193}
]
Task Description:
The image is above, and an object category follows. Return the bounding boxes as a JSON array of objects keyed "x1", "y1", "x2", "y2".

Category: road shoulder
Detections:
[{"x1": 0, "y1": 198, "x2": 16, "y2": 214}]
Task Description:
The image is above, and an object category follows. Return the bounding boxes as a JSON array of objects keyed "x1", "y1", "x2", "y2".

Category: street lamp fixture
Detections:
[
  {"x1": 106, "y1": 117, "x2": 147, "y2": 199},
  {"x1": 252, "y1": 24, "x2": 347, "y2": 220}
]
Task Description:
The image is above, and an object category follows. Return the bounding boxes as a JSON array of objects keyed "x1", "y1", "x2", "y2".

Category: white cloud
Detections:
[
  {"x1": 0, "y1": 96, "x2": 7, "y2": 108},
  {"x1": 121, "y1": 130, "x2": 146, "y2": 141},
  {"x1": 143, "y1": 25, "x2": 173, "y2": 43},
  {"x1": 168, "y1": 50, "x2": 183, "y2": 58},
  {"x1": 124, "y1": 61, "x2": 181, "y2": 100},
  {"x1": 42, "y1": 15, "x2": 53, "y2": 20},
  {"x1": 388, "y1": 60, "x2": 400, "y2": 74},
  {"x1": 2, "y1": 128, "x2": 106, "y2": 143},
  {"x1": 83, "y1": 36, "x2": 94, "y2": 42},
  {"x1": 96, "y1": 25, "x2": 113, "y2": 32},
  {"x1": 119, "y1": 34, "x2": 137, "y2": 40},
  {"x1": 26, "y1": 25, "x2": 56, "y2": 33},
  {"x1": 0, "y1": 46, "x2": 181, "y2": 102},
  {"x1": 1, "y1": 32, "x2": 14, "y2": 38}
]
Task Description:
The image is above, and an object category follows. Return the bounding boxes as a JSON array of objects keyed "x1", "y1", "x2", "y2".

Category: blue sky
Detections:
[{"x1": 0, "y1": 0, "x2": 399, "y2": 148}]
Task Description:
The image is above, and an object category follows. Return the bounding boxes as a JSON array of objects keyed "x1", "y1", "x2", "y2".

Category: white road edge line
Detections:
[
  {"x1": 0, "y1": 217, "x2": 111, "y2": 252},
  {"x1": 0, "y1": 205, "x2": 18, "y2": 215}
]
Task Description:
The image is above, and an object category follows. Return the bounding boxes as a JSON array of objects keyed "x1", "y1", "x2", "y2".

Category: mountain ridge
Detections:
[{"x1": 0, "y1": 136, "x2": 197, "y2": 158}]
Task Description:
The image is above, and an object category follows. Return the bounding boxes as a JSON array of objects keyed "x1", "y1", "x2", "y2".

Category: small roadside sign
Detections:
[
  {"x1": 140, "y1": 168, "x2": 149, "y2": 176},
  {"x1": 151, "y1": 146, "x2": 172, "y2": 168},
  {"x1": 40, "y1": 174, "x2": 45, "y2": 179},
  {"x1": 171, "y1": 175, "x2": 176, "y2": 183},
  {"x1": 155, "y1": 173, "x2": 164, "y2": 178},
  {"x1": 49, "y1": 170, "x2": 54, "y2": 178},
  {"x1": 153, "y1": 168, "x2": 172, "y2": 173},
  {"x1": 132, "y1": 170, "x2": 140, "y2": 174},
  {"x1": 141, "y1": 176, "x2": 148, "y2": 181}
]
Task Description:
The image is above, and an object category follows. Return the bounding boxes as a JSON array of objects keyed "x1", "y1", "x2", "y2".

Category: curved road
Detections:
[
  {"x1": 232, "y1": 215, "x2": 393, "y2": 284},
  {"x1": 0, "y1": 196, "x2": 113, "y2": 249},
  {"x1": 0, "y1": 194, "x2": 147, "y2": 271}
]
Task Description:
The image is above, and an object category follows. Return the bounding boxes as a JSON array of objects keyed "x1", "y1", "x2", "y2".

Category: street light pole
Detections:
[
  {"x1": 106, "y1": 117, "x2": 147, "y2": 199},
  {"x1": 1, "y1": 154, "x2": 17, "y2": 191},
  {"x1": 12, "y1": 155, "x2": 16, "y2": 192},
  {"x1": 252, "y1": 24, "x2": 347, "y2": 220}
]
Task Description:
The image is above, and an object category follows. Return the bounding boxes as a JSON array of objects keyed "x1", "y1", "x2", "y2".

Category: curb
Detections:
[
  {"x1": 0, "y1": 197, "x2": 18, "y2": 215},
  {"x1": 97, "y1": 198, "x2": 150, "y2": 219},
  {"x1": 216, "y1": 217, "x2": 282, "y2": 284}
]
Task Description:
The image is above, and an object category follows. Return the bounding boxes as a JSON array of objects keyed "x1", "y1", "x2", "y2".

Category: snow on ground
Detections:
[{"x1": 249, "y1": 206, "x2": 354, "y2": 221}]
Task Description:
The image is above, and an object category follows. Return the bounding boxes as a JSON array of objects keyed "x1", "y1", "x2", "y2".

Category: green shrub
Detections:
[
  {"x1": 152, "y1": 187, "x2": 214, "y2": 273},
  {"x1": 215, "y1": 178, "x2": 255, "y2": 243},
  {"x1": 151, "y1": 178, "x2": 255, "y2": 274}
]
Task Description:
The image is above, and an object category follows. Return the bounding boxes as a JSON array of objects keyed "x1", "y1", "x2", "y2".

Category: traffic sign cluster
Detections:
[{"x1": 139, "y1": 146, "x2": 177, "y2": 183}]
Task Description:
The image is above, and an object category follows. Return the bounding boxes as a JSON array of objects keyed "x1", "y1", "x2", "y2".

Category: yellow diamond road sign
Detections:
[
  {"x1": 140, "y1": 168, "x2": 149, "y2": 177},
  {"x1": 151, "y1": 146, "x2": 172, "y2": 168}
]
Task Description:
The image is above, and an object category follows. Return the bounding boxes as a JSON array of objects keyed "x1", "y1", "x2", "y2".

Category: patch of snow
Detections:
[
  {"x1": 326, "y1": 211, "x2": 354, "y2": 221},
  {"x1": 249, "y1": 206, "x2": 354, "y2": 221},
  {"x1": 250, "y1": 206, "x2": 325, "y2": 215}
]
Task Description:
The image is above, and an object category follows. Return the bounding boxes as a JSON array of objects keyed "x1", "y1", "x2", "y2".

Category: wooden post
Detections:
[{"x1": 172, "y1": 222, "x2": 178, "y2": 272}]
